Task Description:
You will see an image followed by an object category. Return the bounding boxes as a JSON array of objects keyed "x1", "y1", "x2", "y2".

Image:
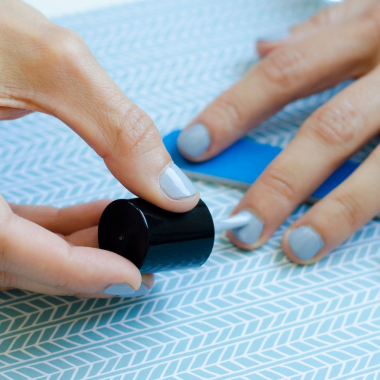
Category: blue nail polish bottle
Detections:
[{"x1": 98, "y1": 198, "x2": 215, "y2": 273}]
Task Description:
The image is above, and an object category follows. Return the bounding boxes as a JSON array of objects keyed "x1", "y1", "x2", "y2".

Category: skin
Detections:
[
  {"x1": 180, "y1": 0, "x2": 380, "y2": 264},
  {"x1": 0, "y1": 0, "x2": 199, "y2": 296}
]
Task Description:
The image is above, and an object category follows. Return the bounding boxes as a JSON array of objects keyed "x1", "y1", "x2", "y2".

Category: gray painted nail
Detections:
[
  {"x1": 231, "y1": 211, "x2": 264, "y2": 245},
  {"x1": 160, "y1": 163, "x2": 197, "y2": 199},
  {"x1": 103, "y1": 283, "x2": 136, "y2": 296},
  {"x1": 177, "y1": 123, "x2": 211, "y2": 158},
  {"x1": 256, "y1": 29, "x2": 290, "y2": 42},
  {"x1": 104, "y1": 283, "x2": 150, "y2": 298},
  {"x1": 119, "y1": 284, "x2": 149, "y2": 298},
  {"x1": 288, "y1": 226, "x2": 324, "y2": 261}
]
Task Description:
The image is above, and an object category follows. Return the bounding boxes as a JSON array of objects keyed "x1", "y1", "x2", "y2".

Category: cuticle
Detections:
[{"x1": 232, "y1": 207, "x2": 264, "y2": 224}]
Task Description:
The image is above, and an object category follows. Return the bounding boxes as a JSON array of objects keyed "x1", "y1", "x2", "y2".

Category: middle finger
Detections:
[
  {"x1": 178, "y1": 12, "x2": 378, "y2": 160},
  {"x1": 229, "y1": 65, "x2": 380, "y2": 249}
]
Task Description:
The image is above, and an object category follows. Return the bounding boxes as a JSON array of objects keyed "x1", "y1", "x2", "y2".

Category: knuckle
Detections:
[
  {"x1": 361, "y1": 6, "x2": 380, "y2": 40},
  {"x1": 0, "y1": 271, "x2": 18, "y2": 288},
  {"x1": 306, "y1": 102, "x2": 360, "y2": 149},
  {"x1": 330, "y1": 193, "x2": 362, "y2": 228},
  {"x1": 260, "y1": 165, "x2": 298, "y2": 204},
  {"x1": 53, "y1": 278, "x2": 71, "y2": 291},
  {"x1": 42, "y1": 27, "x2": 87, "y2": 69},
  {"x1": 48, "y1": 249, "x2": 73, "y2": 291},
  {"x1": 309, "y1": 9, "x2": 335, "y2": 28},
  {"x1": 210, "y1": 92, "x2": 245, "y2": 128},
  {"x1": 110, "y1": 105, "x2": 159, "y2": 158},
  {"x1": 259, "y1": 47, "x2": 305, "y2": 90}
]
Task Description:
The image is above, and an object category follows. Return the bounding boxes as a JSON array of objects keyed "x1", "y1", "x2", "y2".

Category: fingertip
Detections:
[
  {"x1": 159, "y1": 162, "x2": 198, "y2": 199},
  {"x1": 169, "y1": 191, "x2": 200, "y2": 213},
  {"x1": 227, "y1": 204, "x2": 266, "y2": 251},
  {"x1": 156, "y1": 166, "x2": 200, "y2": 213},
  {"x1": 226, "y1": 209, "x2": 266, "y2": 251},
  {"x1": 69, "y1": 246, "x2": 143, "y2": 294},
  {"x1": 177, "y1": 123, "x2": 211, "y2": 162},
  {"x1": 227, "y1": 229, "x2": 265, "y2": 251},
  {"x1": 282, "y1": 225, "x2": 325, "y2": 265},
  {"x1": 281, "y1": 228, "x2": 307, "y2": 265},
  {"x1": 102, "y1": 276, "x2": 152, "y2": 298},
  {"x1": 136, "y1": 187, "x2": 200, "y2": 214},
  {"x1": 102, "y1": 126, "x2": 199, "y2": 214}
]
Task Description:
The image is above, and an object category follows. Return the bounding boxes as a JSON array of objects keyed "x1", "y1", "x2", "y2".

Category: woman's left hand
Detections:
[
  {"x1": 0, "y1": 199, "x2": 154, "y2": 297},
  {"x1": 177, "y1": 0, "x2": 380, "y2": 264}
]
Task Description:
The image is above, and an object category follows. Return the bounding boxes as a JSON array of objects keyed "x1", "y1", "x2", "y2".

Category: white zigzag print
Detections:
[{"x1": 1, "y1": 0, "x2": 380, "y2": 379}]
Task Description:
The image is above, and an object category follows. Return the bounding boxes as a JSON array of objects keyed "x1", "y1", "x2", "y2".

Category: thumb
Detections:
[{"x1": 257, "y1": 0, "x2": 377, "y2": 57}]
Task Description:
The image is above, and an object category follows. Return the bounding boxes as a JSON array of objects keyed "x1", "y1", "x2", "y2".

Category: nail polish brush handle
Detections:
[{"x1": 213, "y1": 212, "x2": 252, "y2": 233}]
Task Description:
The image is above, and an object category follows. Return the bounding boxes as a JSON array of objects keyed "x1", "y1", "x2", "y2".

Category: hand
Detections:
[
  {"x1": 177, "y1": 0, "x2": 380, "y2": 264},
  {"x1": 0, "y1": 0, "x2": 199, "y2": 296},
  {"x1": 0, "y1": 196, "x2": 154, "y2": 297},
  {"x1": 0, "y1": 0, "x2": 198, "y2": 213}
]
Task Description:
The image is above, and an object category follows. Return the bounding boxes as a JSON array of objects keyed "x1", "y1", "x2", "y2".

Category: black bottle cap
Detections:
[{"x1": 98, "y1": 198, "x2": 215, "y2": 273}]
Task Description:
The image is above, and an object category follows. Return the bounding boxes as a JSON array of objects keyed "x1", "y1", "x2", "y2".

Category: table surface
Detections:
[{"x1": 1, "y1": 1, "x2": 380, "y2": 379}]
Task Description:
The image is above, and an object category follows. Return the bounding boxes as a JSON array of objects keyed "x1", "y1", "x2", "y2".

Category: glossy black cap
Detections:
[{"x1": 98, "y1": 198, "x2": 215, "y2": 273}]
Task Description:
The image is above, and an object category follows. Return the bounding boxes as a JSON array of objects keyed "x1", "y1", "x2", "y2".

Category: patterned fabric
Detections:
[{"x1": 1, "y1": 0, "x2": 380, "y2": 379}]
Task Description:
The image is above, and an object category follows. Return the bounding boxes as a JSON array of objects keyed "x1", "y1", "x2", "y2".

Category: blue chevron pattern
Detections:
[{"x1": 1, "y1": 0, "x2": 380, "y2": 379}]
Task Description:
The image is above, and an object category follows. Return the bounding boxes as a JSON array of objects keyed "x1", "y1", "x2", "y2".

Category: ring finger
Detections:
[
  {"x1": 228, "y1": 65, "x2": 380, "y2": 250},
  {"x1": 282, "y1": 144, "x2": 380, "y2": 263}
]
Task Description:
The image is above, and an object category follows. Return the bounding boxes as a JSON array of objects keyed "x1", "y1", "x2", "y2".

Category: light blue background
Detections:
[{"x1": 1, "y1": 1, "x2": 380, "y2": 379}]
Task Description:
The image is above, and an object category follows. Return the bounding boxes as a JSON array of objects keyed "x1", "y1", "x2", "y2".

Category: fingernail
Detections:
[
  {"x1": 103, "y1": 283, "x2": 150, "y2": 297},
  {"x1": 103, "y1": 283, "x2": 135, "y2": 295},
  {"x1": 288, "y1": 226, "x2": 324, "y2": 261},
  {"x1": 160, "y1": 163, "x2": 197, "y2": 199},
  {"x1": 231, "y1": 211, "x2": 264, "y2": 245},
  {"x1": 119, "y1": 284, "x2": 149, "y2": 298},
  {"x1": 257, "y1": 29, "x2": 290, "y2": 43},
  {"x1": 177, "y1": 123, "x2": 211, "y2": 158}
]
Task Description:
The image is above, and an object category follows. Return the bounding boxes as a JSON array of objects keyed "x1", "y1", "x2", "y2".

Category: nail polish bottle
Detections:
[{"x1": 98, "y1": 198, "x2": 215, "y2": 273}]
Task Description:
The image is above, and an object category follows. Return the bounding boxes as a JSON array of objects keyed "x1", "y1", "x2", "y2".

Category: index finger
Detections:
[
  {"x1": 177, "y1": 16, "x2": 375, "y2": 161},
  {"x1": 15, "y1": 24, "x2": 198, "y2": 213}
]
